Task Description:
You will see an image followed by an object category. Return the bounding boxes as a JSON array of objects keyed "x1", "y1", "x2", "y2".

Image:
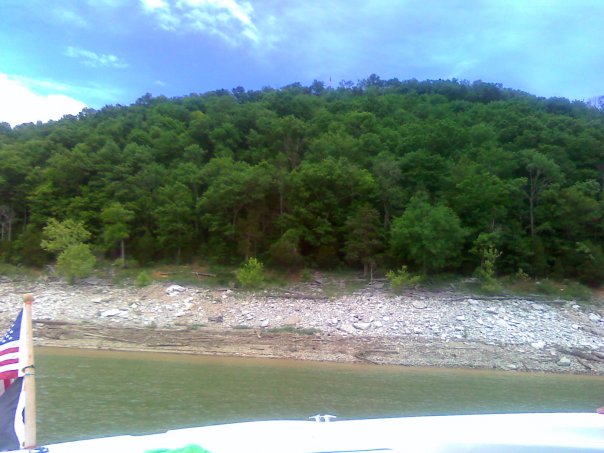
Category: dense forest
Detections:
[{"x1": 1, "y1": 76, "x2": 603, "y2": 283}]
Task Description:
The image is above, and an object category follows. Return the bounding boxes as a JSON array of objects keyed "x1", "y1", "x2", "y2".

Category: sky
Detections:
[{"x1": 1, "y1": 0, "x2": 604, "y2": 127}]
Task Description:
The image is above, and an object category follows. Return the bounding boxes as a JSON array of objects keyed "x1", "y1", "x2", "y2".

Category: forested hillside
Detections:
[{"x1": 1, "y1": 77, "x2": 603, "y2": 283}]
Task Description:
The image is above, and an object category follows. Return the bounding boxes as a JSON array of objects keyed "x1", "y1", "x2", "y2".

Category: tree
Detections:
[
  {"x1": 41, "y1": 218, "x2": 91, "y2": 254},
  {"x1": 56, "y1": 243, "x2": 96, "y2": 284},
  {"x1": 344, "y1": 203, "x2": 383, "y2": 278},
  {"x1": 153, "y1": 182, "x2": 195, "y2": 262},
  {"x1": 268, "y1": 229, "x2": 303, "y2": 268},
  {"x1": 371, "y1": 151, "x2": 405, "y2": 228},
  {"x1": 284, "y1": 158, "x2": 376, "y2": 261},
  {"x1": 519, "y1": 149, "x2": 563, "y2": 238},
  {"x1": 101, "y1": 202, "x2": 134, "y2": 266},
  {"x1": 390, "y1": 196, "x2": 466, "y2": 274},
  {"x1": 40, "y1": 218, "x2": 95, "y2": 282},
  {"x1": 198, "y1": 158, "x2": 275, "y2": 259}
]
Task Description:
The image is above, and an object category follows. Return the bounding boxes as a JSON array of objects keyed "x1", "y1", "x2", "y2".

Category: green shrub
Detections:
[
  {"x1": 235, "y1": 258, "x2": 265, "y2": 288},
  {"x1": 515, "y1": 267, "x2": 530, "y2": 281},
  {"x1": 535, "y1": 279, "x2": 558, "y2": 296},
  {"x1": 480, "y1": 278, "x2": 503, "y2": 294},
  {"x1": 301, "y1": 268, "x2": 313, "y2": 282},
  {"x1": 563, "y1": 281, "x2": 593, "y2": 302},
  {"x1": 268, "y1": 326, "x2": 320, "y2": 335},
  {"x1": 387, "y1": 265, "x2": 422, "y2": 292},
  {"x1": 56, "y1": 243, "x2": 96, "y2": 284},
  {"x1": 135, "y1": 270, "x2": 153, "y2": 287}
]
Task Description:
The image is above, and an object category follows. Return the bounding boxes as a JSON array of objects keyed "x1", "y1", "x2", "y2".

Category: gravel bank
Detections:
[{"x1": 1, "y1": 276, "x2": 603, "y2": 374}]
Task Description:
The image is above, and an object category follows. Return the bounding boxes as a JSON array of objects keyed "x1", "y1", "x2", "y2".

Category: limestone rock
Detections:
[{"x1": 557, "y1": 357, "x2": 571, "y2": 367}]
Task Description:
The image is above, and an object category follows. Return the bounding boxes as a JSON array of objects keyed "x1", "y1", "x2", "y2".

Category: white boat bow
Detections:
[{"x1": 12, "y1": 412, "x2": 604, "y2": 453}]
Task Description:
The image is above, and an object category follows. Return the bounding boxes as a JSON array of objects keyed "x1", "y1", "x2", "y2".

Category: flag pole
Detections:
[{"x1": 22, "y1": 294, "x2": 36, "y2": 449}]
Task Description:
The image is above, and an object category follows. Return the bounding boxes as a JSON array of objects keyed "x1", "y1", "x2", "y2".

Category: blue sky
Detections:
[{"x1": 1, "y1": 0, "x2": 603, "y2": 126}]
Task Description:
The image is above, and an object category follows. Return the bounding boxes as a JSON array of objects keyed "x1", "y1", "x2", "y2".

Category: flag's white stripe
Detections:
[
  {"x1": 0, "y1": 362, "x2": 19, "y2": 373},
  {"x1": 0, "y1": 339, "x2": 19, "y2": 352},
  {"x1": 0, "y1": 354, "x2": 20, "y2": 373},
  {"x1": 0, "y1": 351, "x2": 19, "y2": 361}
]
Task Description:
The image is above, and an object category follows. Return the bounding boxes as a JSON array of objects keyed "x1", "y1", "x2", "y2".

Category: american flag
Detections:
[{"x1": 0, "y1": 310, "x2": 23, "y2": 397}]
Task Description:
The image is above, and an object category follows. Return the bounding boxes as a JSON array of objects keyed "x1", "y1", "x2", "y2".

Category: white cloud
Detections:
[
  {"x1": 140, "y1": 0, "x2": 259, "y2": 45},
  {"x1": 65, "y1": 46, "x2": 129, "y2": 68},
  {"x1": 0, "y1": 74, "x2": 87, "y2": 127},
  {"x1": 52, "y1": 8, "x2": 88, "y2": 28}
]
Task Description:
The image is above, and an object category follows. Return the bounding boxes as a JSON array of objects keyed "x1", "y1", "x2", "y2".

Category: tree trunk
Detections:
[
  {"x1": 120, "y1": 239, "x2": 126, "y2": 267},
  {"x1": 529, "y1": 194, "x2": 535, "y2": 238}
]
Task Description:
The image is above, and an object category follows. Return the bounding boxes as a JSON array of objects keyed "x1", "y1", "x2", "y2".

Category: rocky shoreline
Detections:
[{"x1": 1, "y1": 276, "x2": 604, "y2": 374}]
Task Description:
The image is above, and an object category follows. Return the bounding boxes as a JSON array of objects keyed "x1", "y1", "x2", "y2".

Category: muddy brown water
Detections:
[{"x1": 36, "y1": 347, "x2": 604, "y2": 445}]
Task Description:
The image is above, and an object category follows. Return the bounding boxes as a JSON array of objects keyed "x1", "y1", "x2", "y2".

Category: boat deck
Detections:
[{"x1": 13, "y1": 413, "x2": 604, "y2": 453}]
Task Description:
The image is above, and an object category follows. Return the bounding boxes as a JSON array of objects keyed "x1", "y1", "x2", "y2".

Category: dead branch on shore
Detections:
[
  {"x1": 266, "y1": 292, "x2": 326, "y2": 300},
  {"x1": 192, "y1": 271, "x2": 217, "y2": 278},
  {"x1": 82, "y1": 331, "x2": 140, "y2": 344},
  {"x1": 576, "y1": 358, "x2": 593, "y2": 371},
  {"x1": 557, "y1": 347, "x2": 604, "y2": 363},
  {"x1": 33, "y1": 319, "x2": 76, "y2": 326},
  {"x1": 353, "y1": 351, "x2": 380, "y2": 364}
]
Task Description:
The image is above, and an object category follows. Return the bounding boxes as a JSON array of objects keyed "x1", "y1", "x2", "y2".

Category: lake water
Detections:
[{"x1": 35, "y1": 348, "x2": 604, "y2": 445}]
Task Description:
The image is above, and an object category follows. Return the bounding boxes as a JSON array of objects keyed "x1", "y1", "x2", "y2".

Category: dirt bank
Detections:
[{"x1": 1, "y1": 276, "x2": 604, "y2": 374}]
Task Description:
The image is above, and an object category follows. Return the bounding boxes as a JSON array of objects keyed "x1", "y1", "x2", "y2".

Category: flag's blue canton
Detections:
[{"x1": 1, "y1": 311, "x2": 22, "y2": 345}]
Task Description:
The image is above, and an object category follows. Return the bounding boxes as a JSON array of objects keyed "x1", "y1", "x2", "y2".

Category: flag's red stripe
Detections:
[
  {"x1": 0, "y1": 346, "x2": 19, "y2": 356},
  {"x1": 1, "y1": 377, "x2": 14, "y2": 394},
  {"x1": 0, "y1": 369, "x2": 18, "y2": 380},
  {"x1": 0, "y1": 356, "x2": 19, "y2": 366}
]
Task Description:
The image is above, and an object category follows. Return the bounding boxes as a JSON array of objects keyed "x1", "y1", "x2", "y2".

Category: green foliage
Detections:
[
  {"x1": 154, "y1": 182, "x2": 195, "y2": 261},
  {"x1": 235, "y1": 257, "x2": 265, "y2": 288},
  {"x1": 386, "y1": 266, "x2": 422, "y2": 291},
  {"x1": 390, "y1": 196, "x2": 466, "y2": 274},
  {"x1": 0, "y1": 263, "x2": 38, "y2": 279},
  {"x1": 268, "y1": 229, "x2": 303, "y2": 268},
  {"x1": 300, "y1": 268, "x2": 313, "y2": 282},
  {"x1": 56, "y1": 243, "x2": 96, "y2": 284},
  {"x1": 101, "y1": 202, "x2": 134, "y2": 251},
  {"x1": 41, "y1": 218, "x2": 91, "y2": 254},
  {"x1": 471, "y1": 232, "x2": 502, "y2": 292},
  {"x1": 1, "y1": 79, "x2": 604, "y2": 285},
  {"x1": 267, "y1": 326, "x2": 320, "y2": 335},
  {"x1": 515, "y1": 267, "x2": 530, "y2": 281},
  {"x1": 135, "y1": 270, "x2": 153, "y2": 287},
  {"x1": 344, "y1": 203, "x2": 383, "y2": 276}
]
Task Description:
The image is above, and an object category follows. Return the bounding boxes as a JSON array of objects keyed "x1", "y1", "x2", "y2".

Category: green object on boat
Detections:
[{"x1": 144, "y1": 444, "x2": 212, "y2": 453}]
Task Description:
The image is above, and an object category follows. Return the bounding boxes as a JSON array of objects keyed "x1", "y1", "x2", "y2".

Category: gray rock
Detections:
[
  {"x1": 284, "y1": 316, "x2": 302, "y2": 326},
  {"x1": 557, "y1": 357, "x2": 571, "y2": 367},
  {"x1": 353, "y1": 322, "x2": 371, "y2": 330},
  {"x1": 100, "y1": 309, "x2": 122, "y2": 318},
  {"x1": 338, "y1": 324, "x2": 356, "y2": 334},
  {"x1": 589, "y1": 313, "x2": 601, "y2": 323},
  {"x1": 531, "y1": 340, "x2": 546, "y2": 350},
  {"x1": 166, "y1": 285, "x2": 186, "y2": 295},
  {"x1": 260, "y1": 319, "x2": 269, "y2": 328}
]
